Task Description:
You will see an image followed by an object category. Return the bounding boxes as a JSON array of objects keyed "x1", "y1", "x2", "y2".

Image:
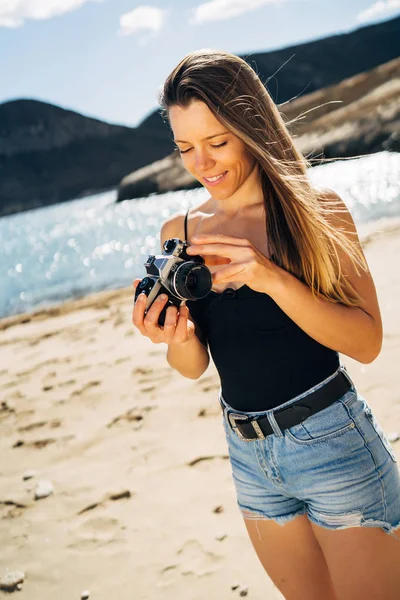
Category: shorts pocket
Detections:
[
  {"x1": 363, "y1": 405, "x2": 397, "y2": 463},
  {"x1": 285, "y1": 391, "x2": 357, "y2": 445}
]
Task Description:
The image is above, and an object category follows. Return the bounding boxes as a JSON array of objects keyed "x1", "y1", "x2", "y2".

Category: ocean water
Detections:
[{"x1": 1, "y1": 151, "x2": 399, "y2": 320}]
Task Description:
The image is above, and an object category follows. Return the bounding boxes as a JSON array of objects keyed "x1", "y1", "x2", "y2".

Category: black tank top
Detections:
[{"x1": 183, "y1": 208, "x2": 340, "y2": 411}]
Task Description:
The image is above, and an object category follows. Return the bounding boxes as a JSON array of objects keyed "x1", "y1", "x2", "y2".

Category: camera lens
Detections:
[{"x1": 172, "y1": 262, "x2": 212, "y2": 300}]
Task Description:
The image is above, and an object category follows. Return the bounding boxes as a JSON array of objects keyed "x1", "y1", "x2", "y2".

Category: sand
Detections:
[{"x1": 1, "y1": 218, "x2": 400, "y2": 600}]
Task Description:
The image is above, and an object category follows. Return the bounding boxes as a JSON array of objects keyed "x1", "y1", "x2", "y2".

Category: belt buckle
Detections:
[
  {"x1": 339, "y1": 365, "x2": 354, "y2": 389},
  {"x1": 228, "y1": 413, "x2": 265, "y2": 441}
]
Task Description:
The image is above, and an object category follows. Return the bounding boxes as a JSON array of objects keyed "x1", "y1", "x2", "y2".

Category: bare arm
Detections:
[
  {"x1": 268, "y1": 192, "x2": 382, "y2": 364},
  {"x1": 162, "y1": 214, "x2": 210, "y2": 378},
  {"x1": 166, "y1": 327, "x2": 210, "y2": 379}
]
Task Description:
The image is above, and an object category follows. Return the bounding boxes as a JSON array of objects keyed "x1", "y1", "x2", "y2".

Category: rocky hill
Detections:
[
  {"x1": 0, "y1": 100, "x2": 172, "y2": 217},
  {"x1": 1, "y1": 15, "x2": 399, "y2": 216},
  {"x1": 136, "y1": 15, "x2": 400, "y2": 134}
]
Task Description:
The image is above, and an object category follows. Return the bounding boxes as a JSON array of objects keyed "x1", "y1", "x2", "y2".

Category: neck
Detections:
[{"x1": 211, "y1": 161, "x2": 265, "y2": 218}]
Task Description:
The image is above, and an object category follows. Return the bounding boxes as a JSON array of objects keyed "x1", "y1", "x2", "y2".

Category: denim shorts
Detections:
[{"x1": 220, "y1": 364, "x2": 400, "y2": 540}]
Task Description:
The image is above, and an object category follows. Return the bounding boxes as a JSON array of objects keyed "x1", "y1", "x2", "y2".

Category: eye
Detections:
[{"x1": 177, "y1": 142, "x2": 227, "y2": 155}]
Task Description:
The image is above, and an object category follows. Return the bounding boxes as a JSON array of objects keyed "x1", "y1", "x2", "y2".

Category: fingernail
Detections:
[{"x1": 159, "y1": 294, "x2": 168, "y2": 301}]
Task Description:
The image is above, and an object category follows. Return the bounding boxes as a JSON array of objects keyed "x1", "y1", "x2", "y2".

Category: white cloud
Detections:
[
  {"x1": 0, "y1": 0, "x2": 103, "y2": 28},
  {"x1": 190, "y1": 0, "x2": 285, "y2": 25},
  {"x1": 119, "y1": 5, "x2": 168, "y2": 44},
  {"x1": 357, "y1": 0, "x2": 400, "y2": 23}
]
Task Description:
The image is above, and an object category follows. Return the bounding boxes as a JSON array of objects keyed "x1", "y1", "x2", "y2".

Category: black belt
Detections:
[{"x1": 220, "y1": 369, "x2": 352, "y2": 442}]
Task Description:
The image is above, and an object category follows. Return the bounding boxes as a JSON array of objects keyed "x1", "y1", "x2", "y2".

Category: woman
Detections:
[{"x1": 132, "y1": 49, "x2": 400, "y2": 599}]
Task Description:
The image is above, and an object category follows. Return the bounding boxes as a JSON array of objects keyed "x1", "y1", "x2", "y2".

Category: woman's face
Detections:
[{"x1": 169, "y1": 100, "x2": 258, "y2": 199}]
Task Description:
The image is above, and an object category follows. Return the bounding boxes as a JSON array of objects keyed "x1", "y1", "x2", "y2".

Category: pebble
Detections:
[
  {"x1": 34, "y1": 480, "x2": 54, "y2": 500},
  {"x1": 81, "y1": 591, "x2": 90, "y2": 599},
  {"x1": 23, "y1": 470, "x2": 36, "y2": 481},
  {"x1": 239, "y1": 585, "x2": 249, "y2": 596},
  {"x1": 231, "y1": 581, "x2": 240, "y2": 590},
  {"x1": 0, "y1": 571, "x2": 25, "y2": 591},
  {"x1": 215, "y1": 532, "x2": 227, "y2": 541},
  {"x1": 388, "y1": 432, "x2": 399, "y2": 443}
]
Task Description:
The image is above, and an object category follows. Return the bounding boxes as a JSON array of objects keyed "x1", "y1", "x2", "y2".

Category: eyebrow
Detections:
[{"x1": 174, "y1": 131, "x2": 230, "y2": 144}]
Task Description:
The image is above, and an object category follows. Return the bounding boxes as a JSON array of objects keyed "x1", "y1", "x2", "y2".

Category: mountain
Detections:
[
  {"x1": 1, "y1": 15, "x2": 399, "y2": 217},
  {"x1": 135, "y1": 15, "x2": 400, "y2": 136},
  {"x1": 117, "y1": 57, "x2": 400, "y2": 201},
  {"x1": 0, "y1": 100, "x2": 172, "y2": 217}
]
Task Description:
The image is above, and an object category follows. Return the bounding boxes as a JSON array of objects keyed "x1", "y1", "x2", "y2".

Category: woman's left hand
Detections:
[{"x1": 186, "y1": 233, "x2": 280, "y2": 295}]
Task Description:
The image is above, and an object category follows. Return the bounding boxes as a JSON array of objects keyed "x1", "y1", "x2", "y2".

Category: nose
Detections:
[{"x1": 194, "y1": 148, "x2": 215, "y2": 173}]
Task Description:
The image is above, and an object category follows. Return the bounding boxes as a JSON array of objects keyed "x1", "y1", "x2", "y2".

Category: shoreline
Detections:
[{"x1": 2, "y1": 214, "x2": 400, "y2": 332}]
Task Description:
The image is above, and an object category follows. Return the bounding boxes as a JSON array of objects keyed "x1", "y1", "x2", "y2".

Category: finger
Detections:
[
  {"x1": 174, "y1": 304, "x2": 190, "y2": 343},
  {"x1": 163, "y1": 305, "x2": 178, "y2": 344},
  {"x1": 133, "y1": 278, "x2": 141, "y2": 291},
  {"x1": 143, "y1": 294, "x2": 169, "y2": 336},
  {"x1": 132, "y1": 292, "x2": 148, "y2": 335},
  {"x1": 212, "y1": 263, "x2": 247, "y2": 284},
  {"x1": 190, "y1": 233, "x2": 250, "y2": 246}
]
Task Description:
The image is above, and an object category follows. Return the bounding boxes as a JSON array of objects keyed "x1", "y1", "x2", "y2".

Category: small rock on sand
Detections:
[
  {"x1": 34, "y1": 480, "x2": 54, "y2": 500},
  {"x1": 0, "y1": 570, "x2": 25, "y2": 591}
]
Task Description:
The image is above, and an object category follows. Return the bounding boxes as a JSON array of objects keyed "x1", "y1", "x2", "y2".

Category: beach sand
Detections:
[{"x1": 1, "y1": 218, "x2": 400, "y2": 600}]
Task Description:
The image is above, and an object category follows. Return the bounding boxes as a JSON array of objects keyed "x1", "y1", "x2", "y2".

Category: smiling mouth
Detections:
[{"x1": 203, "y1": 171, "x2": 228, "y2": 183}]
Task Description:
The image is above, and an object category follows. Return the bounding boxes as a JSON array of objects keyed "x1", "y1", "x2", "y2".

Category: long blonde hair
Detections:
[{"x1": 158, "y1": 49, "x2": 368, "y2": 306}]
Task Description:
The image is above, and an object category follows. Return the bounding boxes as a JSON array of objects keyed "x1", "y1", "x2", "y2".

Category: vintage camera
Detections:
[{"x1": 135, "y1": 238, "x2": 212, "y2": 326}]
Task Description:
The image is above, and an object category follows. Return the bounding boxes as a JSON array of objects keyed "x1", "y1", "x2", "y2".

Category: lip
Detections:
[{"x1": 203, "y1": 171, "x2": 228, "y2": 186}]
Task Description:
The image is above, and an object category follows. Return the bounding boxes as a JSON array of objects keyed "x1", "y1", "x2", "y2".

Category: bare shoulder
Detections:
[
  {"x1": 159, "y1": 211, "x2": 187, "y2": 249},
  {"x1": 317, "y1": 187, "x2": 357, "y2": 232},
  {"x1": 317, "y1": 188, "x2": 382, "y2": 325},
  {"x1": 159, "y1": 198, "x2": 213, "y2": 250}
]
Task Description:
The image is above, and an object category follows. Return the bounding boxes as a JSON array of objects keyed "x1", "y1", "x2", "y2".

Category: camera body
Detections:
[{"x1": 135, "y1": 238, "x2": 212, "y2": 326}]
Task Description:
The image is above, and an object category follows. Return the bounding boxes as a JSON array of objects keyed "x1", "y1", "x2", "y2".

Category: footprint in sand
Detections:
[
  {"x1": 187, "y1": 454, "x2": 229, "y2": 467},
  {"x1": 132, "y1": 367, "x2": 153, "y2": 376},
  {"x1": 70, "y1": 381, "x2": 101, "y2": 397},
  {"x1": 16, "y1": 357, "x2": 72, "y2": 379},
  {"x1": 58, "y1": 379, "x2": 76, "y2": 387},
  {"x1": 17, "y1": 419, "x2": 62, "y2": 432},
  {"x1": 113, "y1": 316, "x2": 125, "y2": 328},
  {"x1": 68, "y1": 515, "x2": 125, "y2": 551},
  {"x1": 158, "y1": 539, "x2": 222, "y2": 585},
  {"x1": 107, "y1": 406, "x2": 155, "y2": 428},
  {"x1": 43, "y1": 371, "x2": 57, "y2": 381},
  {"x1": 12, "y1": 435, "x2": 74, "y2": 449},
  {"x1": 115, "y1": 357, "x2": 131, "y2": 365},
  {"x1": 134, "y1": 366, "x2": 172, "y2": 386},
  {"x1": 1, "y1": 401, "x2": 15, "y2": 415},
  {"x1": 76, "y1": 490, "x2": 132, "y2": 515},
  {"x1": 66, "y1": 536, "x2": 126, "y2": 551}
]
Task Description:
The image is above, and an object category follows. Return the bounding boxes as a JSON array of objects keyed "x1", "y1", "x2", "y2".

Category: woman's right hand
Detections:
[{"x1": 132, "y1": 279, "x2": 196, "y2": 345}]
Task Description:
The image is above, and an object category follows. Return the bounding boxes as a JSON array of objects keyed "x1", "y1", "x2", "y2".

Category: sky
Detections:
[{"x1": 1, "y1": 0, "x2": 399, "y2": 128}]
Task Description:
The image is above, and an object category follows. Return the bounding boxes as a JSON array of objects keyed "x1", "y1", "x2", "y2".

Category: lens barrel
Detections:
[{"x1": 171, "y1": 262, "x2": 212, "y2": 300}]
